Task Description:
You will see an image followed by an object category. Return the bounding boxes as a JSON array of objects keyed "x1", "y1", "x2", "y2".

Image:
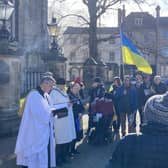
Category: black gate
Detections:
[{"x1": 22, "y1": 68, "x2": 44, "y2": 96}]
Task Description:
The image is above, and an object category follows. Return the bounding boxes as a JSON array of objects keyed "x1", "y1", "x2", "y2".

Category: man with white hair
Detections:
[
  {"x1": 152, "y1": 75, "x2": 167, "y2": 95},
  {"x1": 15, "y1": 76, "x2": 56, "y2": 168},
  {"x1": 106, "y1": 92, "x2": 168, "y2": 168}
]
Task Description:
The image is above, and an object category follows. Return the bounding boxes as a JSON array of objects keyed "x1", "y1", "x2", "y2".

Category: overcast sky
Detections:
[{"x1": 48, "y1": 0, "x2": 168, "y2": 27}]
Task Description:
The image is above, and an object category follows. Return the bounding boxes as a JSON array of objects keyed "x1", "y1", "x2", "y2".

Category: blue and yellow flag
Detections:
[{"x1": 121, "y1": 32, "x2": 152, "y2": 74}]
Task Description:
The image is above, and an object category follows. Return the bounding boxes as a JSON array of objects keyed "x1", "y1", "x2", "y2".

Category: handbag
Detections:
[{"x1": 52, "y1": 107, "x2": 68, "y2": 118}]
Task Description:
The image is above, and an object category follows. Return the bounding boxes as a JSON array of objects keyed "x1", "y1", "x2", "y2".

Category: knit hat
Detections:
[
  {"x1": 40, "y1": 75, "x2": 56, "y2": 84},
  {"x1": 144, "y1": 92, "x2": 168, "y2": 126},
  {"x1": 75, "y1": 76, "x2": 84, "y2": 86},
  {"x1": 75, "y1": 77, "x2": 81, "y2": 84}
]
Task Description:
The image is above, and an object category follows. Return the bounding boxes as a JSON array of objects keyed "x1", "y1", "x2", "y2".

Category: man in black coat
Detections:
[
  {"x1": 86, "y1": 77, "x2": 105, "y2": 135},
  {"x1": 135, "y1": 74, "x2": 145, "y2": 126},
  {"x1": 106, "y1": 92, "x2": 168, "y2": 168}
]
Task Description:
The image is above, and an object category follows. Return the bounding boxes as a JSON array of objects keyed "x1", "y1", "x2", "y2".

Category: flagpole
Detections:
[
  {"x1": 119, "y1": 28, "x2": 125, "y2": 81},
  {"x1": 118, "y1": 8, "x2": 125, "y2": 81}
]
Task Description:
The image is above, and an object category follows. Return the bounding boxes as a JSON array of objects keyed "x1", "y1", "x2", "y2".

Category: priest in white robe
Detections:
[
  {"x1": 50, "y1": 78, "x2": 76, "y2": 166},
  {"x1": 15, "y1": 76, "x2": 56, "y2": 168}
]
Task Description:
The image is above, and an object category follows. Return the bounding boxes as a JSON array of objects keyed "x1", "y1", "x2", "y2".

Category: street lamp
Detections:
[
  {"x1": 0, "y1": 0, "x2": 14, "y2": 40},
  {"x1": 44, "y1": 17, "x2": 67, "y2": 78},
  {"x1": 47, "y1": 17, "x2": 60, "y2": 51},
  {"x1": 47, "y1": 17, "x2": 65, "y2": 59}
]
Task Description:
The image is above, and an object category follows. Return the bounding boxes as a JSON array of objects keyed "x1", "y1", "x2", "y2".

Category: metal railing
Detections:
[{"x1": 21, "y1": 68, "x2": 44, "y2": 96}]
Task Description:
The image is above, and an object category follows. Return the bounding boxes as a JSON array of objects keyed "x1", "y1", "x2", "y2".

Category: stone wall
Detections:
[
  {"x1": 0, "y1": 54, "x2": 20, "y2": 136},
  {"x1": 18, "y1": 0, "x2": 49, "y2": 94},
  {"x1": 18, "y1": 0, "x2": 48, "y2": 53}
]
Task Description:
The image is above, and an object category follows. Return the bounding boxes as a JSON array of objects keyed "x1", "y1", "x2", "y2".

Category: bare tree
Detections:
[
  {"x1": 81, "y1": 0, "x2": 150, "y2": 61},
  {"x1": 49, "y1": 0, "x2": 154, "y2": 81},
  {"x1": 49, "y1": 0, "x2": 151, "y2": 61}
]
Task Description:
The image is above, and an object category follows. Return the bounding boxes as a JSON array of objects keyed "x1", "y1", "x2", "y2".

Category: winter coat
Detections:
[
  {"x1": 68, "y1": 91, "x2": 84, "y2": 119},
  {"x1": 136, "y1": 82, "x2": 145, "y2": 108},
  {"x1": 91, "y1": 98, "x2": 114, "y2": 117},
  {"x1": 106, "y1": 122, "x2": 168, "y2": 168},
  {"x1": 88, "y1": 84, "x2": 106, "y2": 103},
  {"x1": 141, "y1": 82, "x2": 153, "y2": 106},
  {"x1": 119, "y1": 85, "x2": 131, "y2": 114},
  {"x1": 129, "y1": 87, "x2": 138, "y2": 112},
  {"x1": 88, "y1": 84, "x2": 106, "y2": 114},
  {"x1": 152, "y1": 82, "x2": 167, "y2": 95},
  {"x1": 68, "y1": 91, "x2": 84, "y2": 141},
  {"x1": 110, "y1": 85, "x2": 123, "y2": 114},
  {"x1": 111, "y1": 85, "x2": 131, "y2": 114}
]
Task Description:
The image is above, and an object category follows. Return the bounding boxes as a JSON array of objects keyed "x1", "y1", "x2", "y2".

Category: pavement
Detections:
[
  {"x1": 0, "y1": 114, "x2": 120, "y2": 168},
  {"x1": 62, "y1": 133, "x2": 120, "y2": 168},
  {"x1": 0, "y1": 135, "x2": 17, "y2": 168}
]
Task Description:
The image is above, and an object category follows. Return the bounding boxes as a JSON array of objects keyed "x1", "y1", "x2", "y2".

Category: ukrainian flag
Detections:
[{"x1": 121, "y1": 32, "x2": 152, "y2": 74}]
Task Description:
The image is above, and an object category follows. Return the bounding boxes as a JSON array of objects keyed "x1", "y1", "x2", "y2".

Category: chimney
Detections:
[{"x1": 156, "y1": 5, "x2": 160, "y2": 18}]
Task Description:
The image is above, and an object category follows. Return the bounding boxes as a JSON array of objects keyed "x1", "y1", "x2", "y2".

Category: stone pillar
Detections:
[
  {"x1": 0, "y1": 54, "x2": 20, "y2": 137},
  {"x1": 18, "y1": 0, "x2": 48, "y2": 52}
]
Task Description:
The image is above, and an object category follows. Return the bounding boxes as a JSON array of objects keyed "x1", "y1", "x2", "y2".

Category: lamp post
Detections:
[
  {"x1": 47, "y1": 17, "x2": 60, "y2": 51},
  {"x1": 0, "y1": 0, "x2": 14, "y2": 40},
  {"x1": 43, "y1": 17, "x2": 67, "y2": 78}
]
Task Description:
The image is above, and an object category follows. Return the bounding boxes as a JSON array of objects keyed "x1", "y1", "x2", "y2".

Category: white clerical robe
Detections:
[
  {"x1": 15, "y1": 90, "x2": 56, "y2": 168},
  {"x1": 50, "y1": 88, "x2": 76, "y2": 144}
]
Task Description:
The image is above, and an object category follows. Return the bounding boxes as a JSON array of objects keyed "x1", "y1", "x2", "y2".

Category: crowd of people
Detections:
[
  {"x1": 14, "y1": 71, "x2": 168, "y2": 168},
  {"x1": 106, "y1": 84, "x2": 168, "y2": 168},
  {"x1": 87, "y1": 73, "x2": 167, "y2": 137}
]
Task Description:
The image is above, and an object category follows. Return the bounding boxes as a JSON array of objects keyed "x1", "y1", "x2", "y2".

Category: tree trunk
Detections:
[{"x1": 88, "y1": 0, "x2": 98, "y2": 61}]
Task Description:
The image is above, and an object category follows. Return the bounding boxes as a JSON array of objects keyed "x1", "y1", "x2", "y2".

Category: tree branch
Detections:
[
  {"x1": 59, "y1": 14, "x2": 90, "y2": 25},
  {"x1": 96, "y1": 0, "x2": 120, "y2": 19}
]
